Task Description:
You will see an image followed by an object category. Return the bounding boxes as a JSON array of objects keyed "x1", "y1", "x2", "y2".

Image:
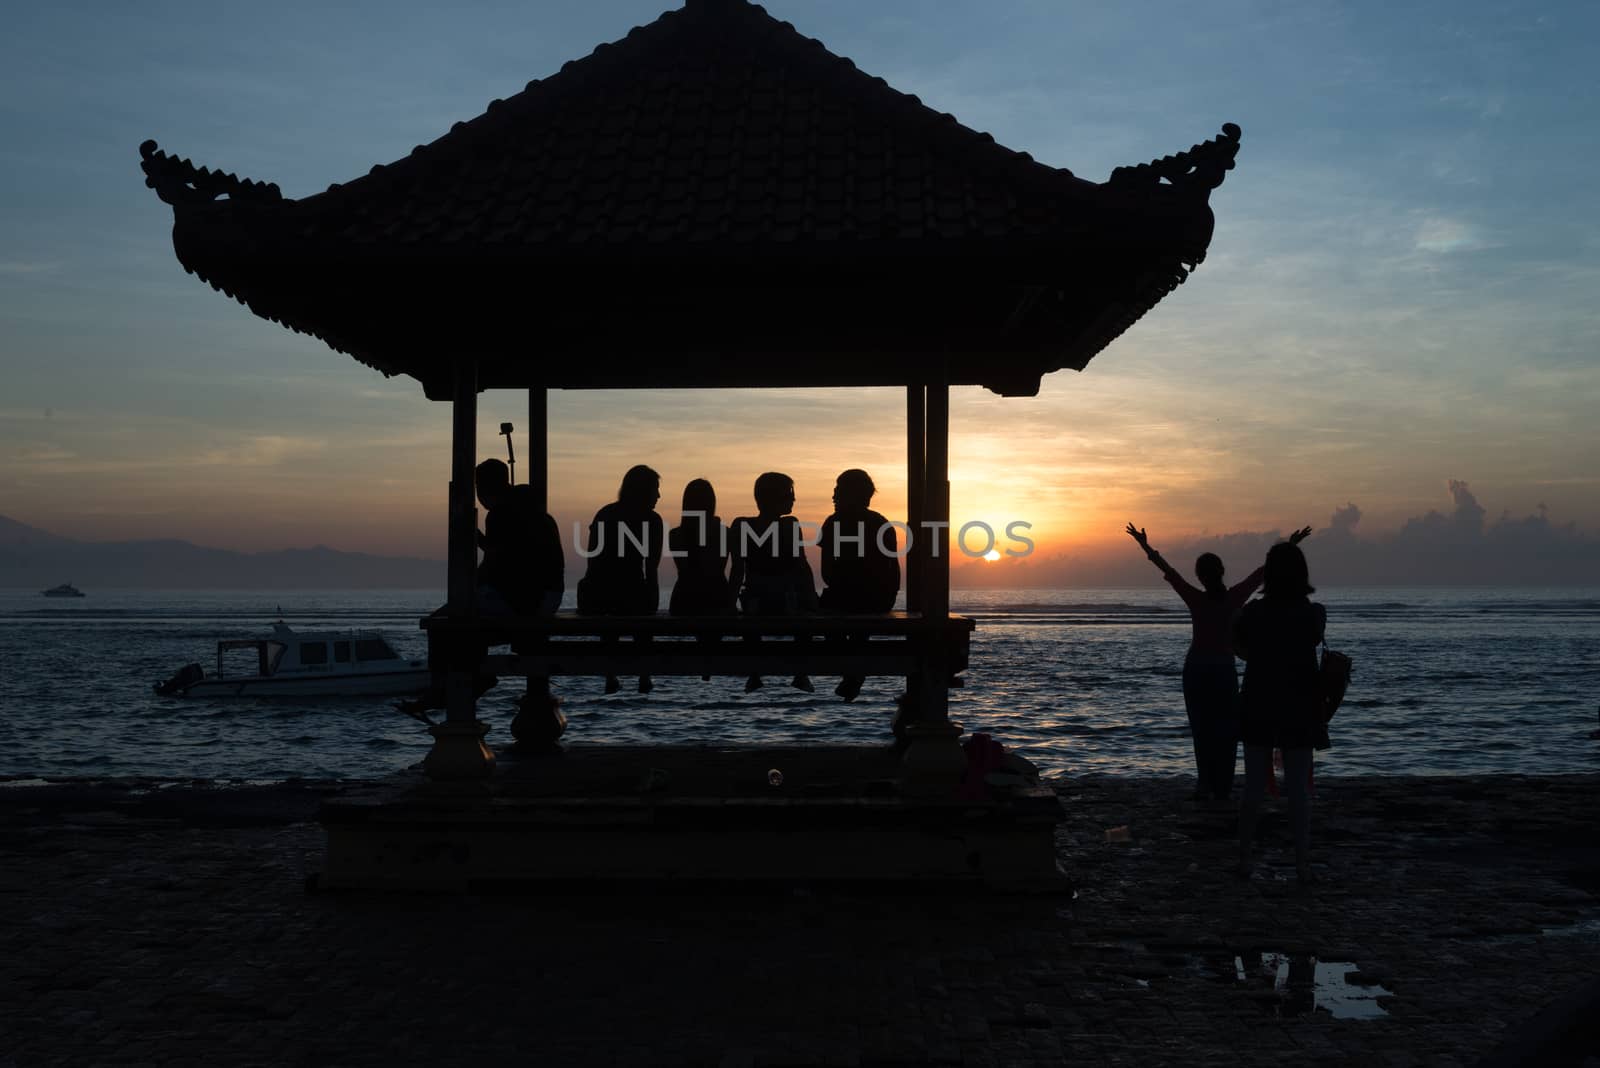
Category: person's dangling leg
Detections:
[
  {"x1": 636, "y1": 632, "x2": 653, "y2": 694},
  {"x1": 1237, "y1": 743, "x2": 1271, "y2": 877},
  {"x1": 599, "y1": 631, "x2": 621, "y2": 694},
  {"x1": 792, "y1": 628, "x2": 814, "y2": 692},
  {"x1": 696, "y1": 632, "x2": 715, "y2": 682},
  {"x1": 834, "y1": 632, "x2": 864, "y2": 701},
  {"x1": 743, "y1": 629, "x2": 762, "y2": 691},
  {"x1": 1282, "y1": 747, "x2": 1314, "y2": 882}
]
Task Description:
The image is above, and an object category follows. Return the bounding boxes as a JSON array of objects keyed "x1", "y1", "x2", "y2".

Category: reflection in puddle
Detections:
[
  {"x1": 1229, "y1": 952, "x2": 1392, "y2": 1019},
  {"x1": 1264, "y1": 954, "x2": 1391, "y2": 1019},
  {"x1": 1541, "y1": 917, "x2": 1600, "y2": 940}
]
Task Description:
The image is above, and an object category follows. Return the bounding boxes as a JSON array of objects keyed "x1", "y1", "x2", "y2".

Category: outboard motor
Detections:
[{"x1": 154, "y1": 662, "x2": 205, "y2": 696}]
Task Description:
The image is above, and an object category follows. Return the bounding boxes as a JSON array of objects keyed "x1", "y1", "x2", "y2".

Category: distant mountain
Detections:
[
  {"x1": 0, "y1": 514, "x2": 74, "y2": 549},
  {"x1": 0, "y1": 516, "x2": 444, "y2": 589}
]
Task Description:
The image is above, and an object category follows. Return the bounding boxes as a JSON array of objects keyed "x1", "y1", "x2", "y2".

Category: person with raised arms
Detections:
[{"x1": 1127, "y1": 521, "x2": 1311, "y2": 802}]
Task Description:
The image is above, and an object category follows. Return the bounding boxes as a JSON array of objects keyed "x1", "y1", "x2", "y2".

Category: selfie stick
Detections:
[{"x1": 499, "y1": 421, "x2": 516, "y2": 485}]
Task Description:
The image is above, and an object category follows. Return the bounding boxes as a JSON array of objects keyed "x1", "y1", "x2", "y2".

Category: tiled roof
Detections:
[{"x1": 139, "y1": 0, "x2": 1241, "y2": 395}]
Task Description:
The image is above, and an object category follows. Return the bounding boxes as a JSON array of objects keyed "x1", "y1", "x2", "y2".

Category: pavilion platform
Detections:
[{"x1": 317, "y1": 743, "x2": 1067, "y2": 893}]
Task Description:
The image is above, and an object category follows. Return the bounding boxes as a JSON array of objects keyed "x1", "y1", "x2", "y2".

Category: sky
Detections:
[{"x1": 2, "y1": 0, "x2": 1597, "y2": 583}]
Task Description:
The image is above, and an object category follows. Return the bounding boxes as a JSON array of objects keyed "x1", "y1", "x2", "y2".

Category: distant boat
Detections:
[
  {"x1": 42, "y1": 583, "x2": 85, "y2": 598},
  {"x1": 154, "y1": 621, "x2": 430, "y2": 698}
]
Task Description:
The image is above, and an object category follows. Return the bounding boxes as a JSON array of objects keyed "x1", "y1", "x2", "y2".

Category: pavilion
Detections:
[{"x1": 140, "y1": 0, "x2": 1240, "y2": 887}]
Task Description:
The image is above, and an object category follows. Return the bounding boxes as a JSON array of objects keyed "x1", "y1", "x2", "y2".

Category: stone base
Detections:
[
  {"x1": 420, "y1": 720, "x2": 495, "y2": 781},
  {"x1": 318, "y1": 745, "x2": 1066, "y2": 894},
  {"x1": 899, "y1": 722, "x2": 966, "y2": 797},
  {"x1": 509, "y1": 692, "x2": 566, "y2": 747}
]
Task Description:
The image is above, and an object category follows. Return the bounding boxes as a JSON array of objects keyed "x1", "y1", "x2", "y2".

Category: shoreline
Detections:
[{"x1": 4, "y1": 772, "x2": 1597, "y2": 1065}]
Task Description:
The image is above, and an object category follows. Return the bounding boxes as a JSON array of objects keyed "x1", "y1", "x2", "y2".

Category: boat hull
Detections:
[{"x1": 180, "y1": 669, "x2": 431, "y2": 699}]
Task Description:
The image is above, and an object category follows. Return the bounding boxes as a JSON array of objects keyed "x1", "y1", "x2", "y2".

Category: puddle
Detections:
[
  {"x1": 1540, "y1": 916, "x2": 1600, "y2": 940},
  {"x1": 1098, "y1": 942, "x2": 1395, "y2": 1019},
  {"x1": 1182, "y1": 951, "x2": 1392, "y2": 1019},
  {"x1": 1259, "y1": 954, "x2": 1392, "y2": 1019}
]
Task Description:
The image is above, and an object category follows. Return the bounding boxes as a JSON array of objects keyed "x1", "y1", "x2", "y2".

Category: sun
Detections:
[{"x1": 983, "y1": 549, "x2": 1002, "y2": 562}]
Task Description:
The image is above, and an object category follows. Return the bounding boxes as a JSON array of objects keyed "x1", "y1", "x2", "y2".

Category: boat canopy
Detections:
[
  {"x1": 214, "y1": 633, "x2": 402, "y2": 678},
  {"x1": 216, "y1": 639, "x2": 283, "y2": 679}
]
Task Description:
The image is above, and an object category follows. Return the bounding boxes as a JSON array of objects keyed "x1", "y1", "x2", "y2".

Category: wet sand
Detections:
[{"x1": 2, "y1": 772, "x2": 1596, "y2": 1066}]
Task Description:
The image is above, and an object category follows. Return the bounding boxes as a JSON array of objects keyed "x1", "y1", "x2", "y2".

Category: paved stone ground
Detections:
[{"x1": 2, "y1": 773, "x2": 1596, "y2": 1066}]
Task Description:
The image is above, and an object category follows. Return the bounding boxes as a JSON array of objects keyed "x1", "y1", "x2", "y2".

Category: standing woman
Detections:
[
  {"x1": 1234, "y1": 541, "x2": 1326, "y2": 884},
  {"x1": 1126, "y1": 522, "x2": 1310, "y2": 801}
]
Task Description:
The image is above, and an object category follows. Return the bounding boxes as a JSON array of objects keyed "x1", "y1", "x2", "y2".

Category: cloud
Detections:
[
  {"x1": 958, "y1": 481, "x2": 1600, "y2": 587},
  {"x1": 193, "y1": 434, "x2": 327, "y2": 467},
  {"x1": 1392, "y1": 478, "x2": 1487, "y2": 543},
  {"x1": 1328, "y1": 502, "x2": 1362, "y2": 535},
  {"x1": 1415, "y1": 216, "x2": 1491, "y2": 254},
  {"x1": 14, "y1": 443, "x2": 77, "y2": 463},
  {"x1": 0, "y1": 261, "x2": 61, "y2": 275},
  {"x1": 1304, "y1": 481, "x2": 1600, "y2": 583}
]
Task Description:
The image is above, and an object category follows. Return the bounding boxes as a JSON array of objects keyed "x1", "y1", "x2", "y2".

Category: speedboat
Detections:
[
  {"x1": 154, "y1": 621, "x2": 429, "y2": 698},
  {"x1": 42, "y1": 583, "x2": 85, "y2": 597}
]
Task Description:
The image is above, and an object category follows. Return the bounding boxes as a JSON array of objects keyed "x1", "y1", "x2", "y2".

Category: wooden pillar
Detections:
[
  {"x1": 511, "y1": 382, "x2": 566, "y2": 749},
  {"x1": 921, "y1": 378, "x2": 953, "y2": 727},
  {"x1": 446, "y1": 360, "x2": 479, "y2": 621},
  {"x1": 905, "y1": 385, "x2": 925, "y2": 613},
  {"x1": 899, "y1": 373, "x2": 963, "y2": 794},
  {"x1": 527, "y1": 386, "x2": 548, "y2": 514},
  {"x1": 925, "y1": 381, "x2": 950, "y2": 625},
  {"x1": 894, "y1": 383, "x2": 926, "y2": 743},
  {"x1": 424, "y1": 358, "x2": 494, "y2": 781}
]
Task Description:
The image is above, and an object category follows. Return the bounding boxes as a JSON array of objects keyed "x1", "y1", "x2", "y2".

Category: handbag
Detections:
[{"x1": 1319, "y1": 640, "x2": 1353, "y2": 723}]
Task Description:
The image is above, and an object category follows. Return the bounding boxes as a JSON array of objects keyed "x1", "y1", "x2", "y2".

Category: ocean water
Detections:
[{"x1": 1, "y1": 587, "x2": 1596, "y2": 782}]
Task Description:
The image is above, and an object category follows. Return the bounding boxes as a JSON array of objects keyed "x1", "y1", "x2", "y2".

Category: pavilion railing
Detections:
[{"x1": 422, "y1": 610, "x2": 972, "y2": 690}]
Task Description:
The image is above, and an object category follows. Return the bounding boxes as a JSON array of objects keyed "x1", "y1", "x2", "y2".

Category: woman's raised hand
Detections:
[
  {"x1": 1289, "y1": 526, "x2": 1313, "y2": 545},
  {"x1": 1124, "y1": 522, "x2": 1150, "y2": 548}
]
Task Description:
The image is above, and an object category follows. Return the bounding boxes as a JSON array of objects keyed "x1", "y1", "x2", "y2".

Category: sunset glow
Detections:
[{"x1": 2, "y1": 1, "x2": 1596, "y2": 586}]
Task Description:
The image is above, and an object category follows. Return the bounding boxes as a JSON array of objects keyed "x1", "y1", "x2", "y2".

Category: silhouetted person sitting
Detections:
[
  {"x1": 1234, "y1": 541, "x2": 1327, "y2": 884},
  {"x1": 669, "y1": 479, "x2": 734, "y2": 682},
  {"x1": 820, "y1": 469, "x2": 900, "y2": 701},
  {"x1": 729, "y1": 471, "x2": 817, "y2": 693},
  {"x1": 478, "y1": 459, "x2": 564, "y2": 616},
  {"x1": 401, "y1": 458, "x2": 559, "y2": 722},
  {"x1": 478, "y1": 462, "x2": 567, "y2": 745},
  {"x1": 669, "y1": 479, "x2": 735, "y2": 616},
  {"x1": 577, "y1": 465, "x2": 664, "y2": 694},
  {"x1": 1127, "y1": 521, "x2": 1310, "y2": 802}
]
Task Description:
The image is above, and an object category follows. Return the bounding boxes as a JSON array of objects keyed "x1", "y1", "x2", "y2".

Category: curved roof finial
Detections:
[
  {"x1": 1108, "y1": 123, "x2": 1242, "y2": 195},
  {"x1": 139, "y1": 140, "x2": 283, "y2": 207}
]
